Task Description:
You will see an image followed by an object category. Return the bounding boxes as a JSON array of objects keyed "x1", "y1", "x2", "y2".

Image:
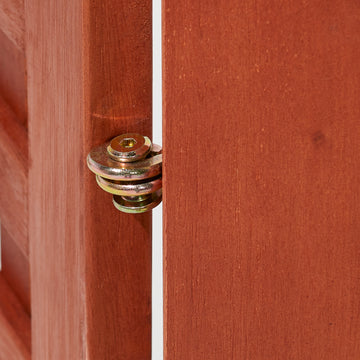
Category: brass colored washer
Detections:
[
  {"x1": 87, "y1": 133, "x2": 162, "y2": 213},
  {"x1": 113, "y1": 190, "x2": 162, "y2": 214},
  {"x1": 87, "y1": 147, "x2": 162, "y2": 181},
  {"x1": 96, "y1": 175, "x2": 162, "y2": 196}
]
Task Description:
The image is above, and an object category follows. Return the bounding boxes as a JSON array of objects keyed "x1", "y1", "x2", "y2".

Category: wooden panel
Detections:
[
  {"x1": 1, "y1": 226, "x2": 30, "y2": 314},
  {"x1": 26, "y1": 0, "x2": 152, "y2": 358},
  {"x1": 0, "y1": 0, "x2": 24, "y2": 50},
  {"x1": 0, "y1": 29, "x2": 27, "y2": 128},
  {"x1": 85, "y1": 1, "x2": 152, "y2": 358},
  {"x1": 0, "y1": 275, "x2": 30, "y2": 360},
  {"x1": 0, "y1": 96, "x2": 28, "y2": 257},
  {"x1": 163, "y1": 1, "x2": 360, "y2": 359}
]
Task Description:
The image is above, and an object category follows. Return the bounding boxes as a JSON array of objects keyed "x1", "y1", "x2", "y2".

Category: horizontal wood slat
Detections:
[
  {"x1": 0, "y1": 96, "x2": 28, "y2": 258},
  {"x1": 0, "y1": 275, "x2": 30, "y2": 360},
  {"x1": 0, "y1": 0, "x2": 25, "y2": 50}
]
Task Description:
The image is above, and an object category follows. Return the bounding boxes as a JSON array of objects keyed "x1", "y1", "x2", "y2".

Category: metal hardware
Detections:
[{"x1": 87, "y1": 133, "x2": 162, "y2": 214}]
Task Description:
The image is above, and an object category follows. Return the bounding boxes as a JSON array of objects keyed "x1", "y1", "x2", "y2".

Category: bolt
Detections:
[{"x1": 107, "y1": 133, "x2": 152, "y2": 163}]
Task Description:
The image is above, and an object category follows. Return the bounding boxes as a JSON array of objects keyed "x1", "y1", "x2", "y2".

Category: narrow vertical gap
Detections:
[{"x1": 152, "y1": 0, "x2": 163, "y2": 359}]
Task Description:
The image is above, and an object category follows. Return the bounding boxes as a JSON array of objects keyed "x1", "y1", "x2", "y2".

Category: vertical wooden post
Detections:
[
  {"x1": 163, "y1": 0, "x2": 360, "y2": 359},
  {"x1": 26, "y1": 0, "x2": 152, "y2": 358}
]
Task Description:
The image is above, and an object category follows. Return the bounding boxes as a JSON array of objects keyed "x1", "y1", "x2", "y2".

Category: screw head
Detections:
[{"x1": 107, "y1": 133, "x2": 152, "y2": 162}]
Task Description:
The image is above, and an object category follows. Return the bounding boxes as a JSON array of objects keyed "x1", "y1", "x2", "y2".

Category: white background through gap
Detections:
[{"x1": 152, "y1": 0, "x2": 163, "y2": 358}]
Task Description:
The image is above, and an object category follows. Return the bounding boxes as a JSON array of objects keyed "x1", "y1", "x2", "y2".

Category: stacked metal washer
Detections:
[{"x1": 87, "y1": 133, "x2": 162, "y2": 214}]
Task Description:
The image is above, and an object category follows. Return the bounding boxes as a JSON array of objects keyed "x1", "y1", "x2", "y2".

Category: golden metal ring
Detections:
[
  {"x1": 87, "y1": 146, "x2": 162, "y2": 181},
  {"x1": 96, "y1": 175, "x2": 162, "y2": 196},
  {"x1": 113, "y1": 190, "x2": 162, "y2": 214},
  {"x1": 87, "y1": 133, "x2": 162, "y2": 213}
]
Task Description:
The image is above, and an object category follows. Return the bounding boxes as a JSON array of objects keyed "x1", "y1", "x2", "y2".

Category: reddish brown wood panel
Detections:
[
  {"x1": 25, "y1": 2, "x2": 86, "y2": 353},
  {"x1": 0, "y1": 275, "x2": 30, "y2": 360},
  {"x1": 85, "y1": 1, "x2": 152, "y2": 358},
  {"x1": 1, "y1": 227, "x2": 30, "y2": 314},
  {"x1": 26, "y1": 0, "x2": 152, "y2": 358},
  {"x1": 0, "y1": 96, "x2": 28, "y2": 257},
  {"x1": 0, "y1": 0, "x2": 25, "y2": 50},
  {"x1": 163, "y1": 1, "x2": 360, "y2": 359},
  {"x1": 0, "y1": 29, "x2": 27, "y2": 127},
  {"x1": 1, "y1": 226, "x2": 30, "y2": 314}
]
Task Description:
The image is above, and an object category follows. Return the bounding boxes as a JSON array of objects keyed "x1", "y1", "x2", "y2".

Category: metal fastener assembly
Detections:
[{"x1": 87, "y1": 133, "x2": 162, "y2": 214}]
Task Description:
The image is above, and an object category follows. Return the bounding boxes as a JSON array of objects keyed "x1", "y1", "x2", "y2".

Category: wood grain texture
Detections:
[
  {"x1": 26, "y1": 0, "x2": 152, "y2": 358},
  {"x1": 85, "y1": 1, "x2": 152, "y2": 358},
  {"x1": 0, "y1": 275, "x2": 30, "y2": 360},
  {"x1": 0, "y1": 29, "x2": 27, "y2": 128},
  {"x1": 1, "y1": 226, "x2": 30, "y2": 314},
  {"x1": 163, "y1": 1, "x2": 360, "y2": 359},
  {"x1": 0, "y1": 96, "x2": 28, "y2": 258},
  {"x1": 0, "y1": 0, "x2": 25, "y2": 50}
]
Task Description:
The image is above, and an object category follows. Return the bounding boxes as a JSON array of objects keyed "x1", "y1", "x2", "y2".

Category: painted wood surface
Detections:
[
  {"x1": 0, "y1": 96, "x2": 28, "y2": 258},
  {"x1": 1, "y1": 226, "x2": 30, "y2": 315},
  {"x1": 0, "y1": 29, "x2": 27, "y2": 127},
  {"x1": 26, "y1": 0, "x2": 152, "y2": 358},
  {"x1": 163, "y1": 1, "x2": 360, "y2": 359},
  {"x1": 85, "y1": 1, "x2": 152, "y2": 358},
  {"x1": 0, "y1": 275, "x2": 30, "y2": 360},
  {"x1": 0, "y1": 0, "x2": 24, "y2": 51},
  {"x1": 0, "y1": 3, "x2": 30, "y2": 351}
]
